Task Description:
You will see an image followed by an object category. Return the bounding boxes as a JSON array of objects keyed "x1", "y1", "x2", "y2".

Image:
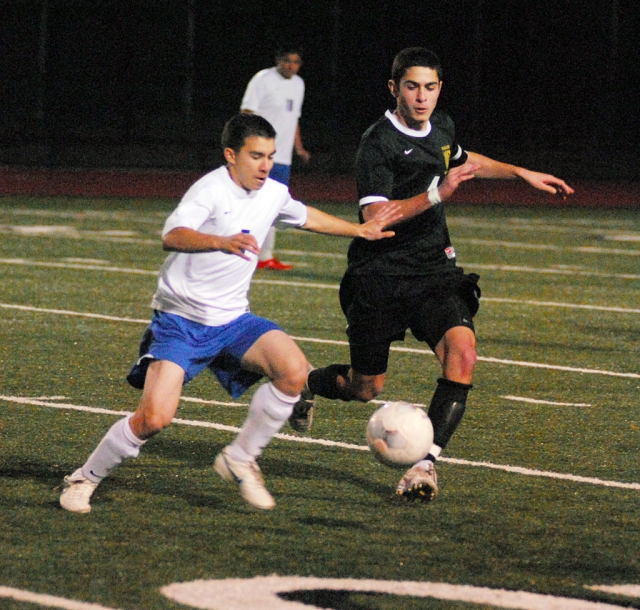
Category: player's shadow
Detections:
[
  {"x1": 0, "y1": 461, "x2": 64, "y2": 501},
  {"x1": 261, "y1": 454, "x2": 393, "y2": 499}
]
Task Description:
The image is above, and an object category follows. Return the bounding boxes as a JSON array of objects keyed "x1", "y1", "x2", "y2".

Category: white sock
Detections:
[
  {"x1": 81, "y1": 416, "x2": 146, "y2": 483},
  {"x1": 227, "y1": 382, "x2": 299, "y2": 462},
  {"x1": 258, "y1": 226, "x2": 276, "y2": 261},
  {"x1": 414, "y1": 445, "x2": 442, "y2": 470}
]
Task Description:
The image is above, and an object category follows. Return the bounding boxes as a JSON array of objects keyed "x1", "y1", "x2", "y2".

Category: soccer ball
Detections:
[{"x1": 366, "y1": 401, "x2": 434, "y2": 467}]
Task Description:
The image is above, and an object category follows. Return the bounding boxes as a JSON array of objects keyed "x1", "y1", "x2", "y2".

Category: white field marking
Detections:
[
  {"x1": 0, "y1": 585, "x2": 125, "y2": 610},
  {"x1": 161, "y1": 575, "x2": 634, "y2": 610},
  {"x1": 277, "y1": 248, "x2": 347, "y2": 259},
  {"x1": 0, "y1": 303, "x2": 149, "y2": 324},
  {"x1": 290, "y1": 336, "x2": 640, "y2": 380},
  {"x1": 0, "y1": 258, "x2": 158, "y2": 275},
  {"x1": 1, "y1": 302, "x2": 638, "y2": 380},
  {"x1": 587, "y1": 585, "x2": 640, "y2": 598},
  {"x1": 482, "y1": 297, "x2": 640, "y2": 314},
  {"x1": 180, "y1": 396, "x2": 249, "y2": 407},
  {"x1": 0, "y1": 225, "x2": 157, "y2": 245},
  {"x1": 3, "y1": 208, "x2": 636, "y2": 240},
  {"x1": 2, "y1": 395, "x2": 639, "y2": 492},
  {"x1": 448, "y1": 216, "x2": 638, "y2": 236},
  {"x1": 502, "y1": 395, "x2": 593, "y2": 407},
  {"x1": 605, "y1": 234, "x2": 640, "y2": 242},
  {"x1": 455, "y1": 237, "x2": 640, "y2": 257},
  {"x1": 3, "y1": 255, "x2": 640, "y2": 286},
  {"x1": 5, "y1": 222, "x2": 640, "y2": 258},
  {"x1": 0, "y1": 207, "x2": 167, "y2": 222},
  {"x1": 5, "y1": 262, "x2": 640, "y2": 314},
  {"x1": 62, "y1": 258, "x2": 111, "y2": 264},
  {"x1": 465, "y1": 263, "x2": 640, "y2": 281}
]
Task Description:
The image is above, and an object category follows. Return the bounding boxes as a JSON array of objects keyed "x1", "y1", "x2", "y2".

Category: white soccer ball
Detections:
[{"x1": 366, "y1": 401, "x2": 434, "y2": 467}]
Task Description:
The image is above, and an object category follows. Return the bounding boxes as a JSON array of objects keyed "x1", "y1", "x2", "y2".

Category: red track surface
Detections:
[{"x1": 0, "y1": 166, "x2": 638, "y2": 208}]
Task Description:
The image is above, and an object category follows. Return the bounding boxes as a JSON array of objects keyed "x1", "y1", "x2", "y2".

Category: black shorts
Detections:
[{"x1": 339, "y1": 269, "x2": 481, "y2": 376}]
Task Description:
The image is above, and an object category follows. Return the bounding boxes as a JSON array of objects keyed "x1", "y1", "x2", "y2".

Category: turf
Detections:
[{"x1": 0, "y1": 195, "x2": 638, "y2": 609}]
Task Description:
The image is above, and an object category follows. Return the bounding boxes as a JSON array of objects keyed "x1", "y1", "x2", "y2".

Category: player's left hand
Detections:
[
  {"x1": 296, "y1": 148, "x2": 311, "y2": 163},
  {"x1": 358, "y1": 203, "x2": 403, "y2": 240},
  {"x1": 521, "y1": 169, "x2": 575, "y2": 197}
]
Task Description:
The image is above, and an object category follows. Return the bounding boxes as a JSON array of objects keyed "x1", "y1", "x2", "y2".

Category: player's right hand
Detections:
[
  {"x1": 437, "y1": 162, "x2": 480, "y2": 202},
  {"x1": 359, "y1": 203, "x2": 403, "y2": 240},
  {"x1": 221, "y1": 232, "x2": 260, "y2": 259}
]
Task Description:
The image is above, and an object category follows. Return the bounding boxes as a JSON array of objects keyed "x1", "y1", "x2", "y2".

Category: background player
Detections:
[
  {"x1": 241, "y1": 45, "x2": 311, "y2": 270},
  {"x1": 294, "y1": 47, "x2": 574, "y2": 503},
  {"x1": 59, "y1": 113, "x2": 400, "y2": 514}
]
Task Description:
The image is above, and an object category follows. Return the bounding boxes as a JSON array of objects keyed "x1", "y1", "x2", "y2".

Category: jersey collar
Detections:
[{"x1": 385, "y1": 110, "x2": 432, "y2": 137}]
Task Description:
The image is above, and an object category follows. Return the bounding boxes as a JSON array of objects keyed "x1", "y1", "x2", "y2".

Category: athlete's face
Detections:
[
  {"x1": 276, "y1": 53, "x2": 302, "y2": 79},
  {"x1": 389, "y1": 66, "x2": 442, "y2": 130},
  {"x1": 225, "y1": 136, "x2": 275, "y2": 192}
]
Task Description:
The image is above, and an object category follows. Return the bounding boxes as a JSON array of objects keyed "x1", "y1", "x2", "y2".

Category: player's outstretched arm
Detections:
[
  {"x1": 466, "y1": 151, "x2": 574, "y2": 196},
  {"x1": 302, "y1": 204, "x2": 402, "y2": 240},
  {"x1": 362, "y1": 163, "x2": 479, "y2": 225},
  {"x1": 163, "y1": 227, "x2": 259, "y2": 260}
]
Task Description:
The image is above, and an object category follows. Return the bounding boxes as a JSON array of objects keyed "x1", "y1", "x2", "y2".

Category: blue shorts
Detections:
[
  {"x1": 126, "y1": 311, "x2": 281, "y2": 398},
  {"x1": 269, "y1": 163, "x2": 291, "y2": 186}
]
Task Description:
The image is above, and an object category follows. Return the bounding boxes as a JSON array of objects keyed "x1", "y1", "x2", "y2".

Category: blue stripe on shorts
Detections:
[{"x1": 126, "y1": 311, "x2": 281, "y2": 398}]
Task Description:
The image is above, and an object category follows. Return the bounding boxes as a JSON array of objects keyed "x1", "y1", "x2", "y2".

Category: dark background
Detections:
[{"x1": 1, "y1": 0, "x2": 638, "y2": 179}]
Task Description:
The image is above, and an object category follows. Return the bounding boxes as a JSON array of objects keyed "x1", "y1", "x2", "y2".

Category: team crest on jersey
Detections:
[
  {"x1": 442, "y1": 144, "x2": 451, "y2": 170},
  {"x1": 445, "y1": 246, "x2": 456, "y2": 259}
]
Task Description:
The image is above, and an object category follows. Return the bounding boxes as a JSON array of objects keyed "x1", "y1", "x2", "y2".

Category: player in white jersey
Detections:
[
  {"x1": 59, "y1": 113, "x2": 400, "y2": 514},
  {"x1": 241, "y1": 46, "x2": 310, "y2": 270}
]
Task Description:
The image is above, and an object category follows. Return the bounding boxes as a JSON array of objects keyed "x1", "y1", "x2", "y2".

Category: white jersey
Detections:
[
  {"x1": 151, "y1": 166, "x2": 308, "y2": 326},
  {"x1": 240, "y1": 67, "x2": 305, "y2": 165}
]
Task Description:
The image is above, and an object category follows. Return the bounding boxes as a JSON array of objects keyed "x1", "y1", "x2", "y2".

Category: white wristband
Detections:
[{"x1": 427, "y1": 183, "x2": 442, "y2": 206}]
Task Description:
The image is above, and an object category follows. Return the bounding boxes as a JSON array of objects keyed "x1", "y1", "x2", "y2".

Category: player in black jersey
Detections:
[{"x1": 289, "y1": 47, "x2": 574, "y2": 503}]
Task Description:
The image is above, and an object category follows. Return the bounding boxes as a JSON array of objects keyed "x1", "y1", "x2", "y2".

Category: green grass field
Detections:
[{"x1": 0, "y1": 195, "x2": 638, "y2": 610}]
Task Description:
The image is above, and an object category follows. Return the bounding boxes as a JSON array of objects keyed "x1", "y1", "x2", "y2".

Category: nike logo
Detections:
[{"x1": 404, "y1": 149, "x2": 413, "y2": 155}]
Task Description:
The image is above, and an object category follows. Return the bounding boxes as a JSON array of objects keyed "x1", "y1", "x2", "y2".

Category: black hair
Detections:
[
  {"x1": 221, "y1": 113, "x2": 276, "y2": 153},
  {"x1": 275, "y1": 45, "x2": 303, "y2": 60},
  {"x1": 391, "y1": 47, "x2": 443, "y2": 84}
]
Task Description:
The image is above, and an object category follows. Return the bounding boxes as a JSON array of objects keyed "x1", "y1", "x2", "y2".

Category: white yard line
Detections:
[
  {"x1": 2, "y1": 256, "x2": 639, "y2": 282},
  {"x1": 1, "y1": 302, "x2": 638, "y2": 379},
  {"x1": 1, "y1": 394, "x2": 638, "y2": 492},
  {"x1": 0, "y1": 586, "x2": 125, "y2": 610}
]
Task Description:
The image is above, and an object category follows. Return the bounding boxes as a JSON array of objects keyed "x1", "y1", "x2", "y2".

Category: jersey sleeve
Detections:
[
  {"x1": 162, "y1": 188, "x2": 217, "y2": 236},
  {"x1": 276, "y1": 195, "x2": 308, "y2": 227},
  {"x1": 354, "y1": 130, "x2": 394, "y2": 206},
  {"x1": 437, "y1": 112, "x2": 468, "y2": 169},
  {"x1": 240, "y1": 72, "x2": 262, "y2": 112}
]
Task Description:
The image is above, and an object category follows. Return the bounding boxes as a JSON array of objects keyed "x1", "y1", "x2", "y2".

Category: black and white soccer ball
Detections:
[{"x1": 366, "y1": 401, "x2": 434, "y2": 467}]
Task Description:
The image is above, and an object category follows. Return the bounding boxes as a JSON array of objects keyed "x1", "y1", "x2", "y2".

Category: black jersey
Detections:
[{"x1": 347, "y1": 110, "x2": 467, "y2": 276}]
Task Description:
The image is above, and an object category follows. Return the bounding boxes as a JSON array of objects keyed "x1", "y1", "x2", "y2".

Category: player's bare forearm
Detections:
[
  {"x1": 467, "y1": 151, "x2": 574, "y2": 196},
  {"x1": 303, "y1": 205, "x2": 401, "y2": 240},
  {"x1": 163, "y1": 227, "x2": 258, "y2": 259},
  {"x1": 362, "y1": 163, "x2": 478, "y2": 224}
]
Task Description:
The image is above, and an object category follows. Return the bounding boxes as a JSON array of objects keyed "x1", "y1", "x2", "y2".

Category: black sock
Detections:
[
  {"x1": 428, "y1": 377, "x2": 472, "y2": 450},
  {"x1": 308, "y1": 364, "x2": 351, "y2": 401}
]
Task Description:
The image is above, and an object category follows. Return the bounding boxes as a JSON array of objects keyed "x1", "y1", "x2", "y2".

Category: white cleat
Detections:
[
  {"x1": 214, "y1": 448, "x2": 275, "y2": 510},
  {"x1": 60, "y1": 469, "x2": 99, "y2": 513},
  {"x1": 396, "y1": 461, "x2": 438, "y2": 503}
]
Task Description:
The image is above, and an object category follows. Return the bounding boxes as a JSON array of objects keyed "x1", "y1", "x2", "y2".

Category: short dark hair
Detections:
[
  {"x1": 221, "y1": 114, "x2": 276, "y2": 153},
  {"x1": 275, "y1": 45, "x2": 303, "y2": 60},
  {"x1": 391, "y1": 47, "x2": 443, "y2": 85}
]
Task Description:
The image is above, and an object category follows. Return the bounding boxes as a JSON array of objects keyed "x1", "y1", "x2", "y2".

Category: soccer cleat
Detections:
[
  {"x1": 214, "y1": 448, "x2": 275, "y2": 510},
  {"x1": 288, "y1": 383, "x2": 315, "y2": 433},
  {"x1": 396, "y1": 461, "x2": 438, "y2": 503},
  {"x1": 59, "y1": 469, "x2": 99, "y2": 513},
  {"x1": 257, "y1": 258, "x2": 293, "y2": 271}
]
